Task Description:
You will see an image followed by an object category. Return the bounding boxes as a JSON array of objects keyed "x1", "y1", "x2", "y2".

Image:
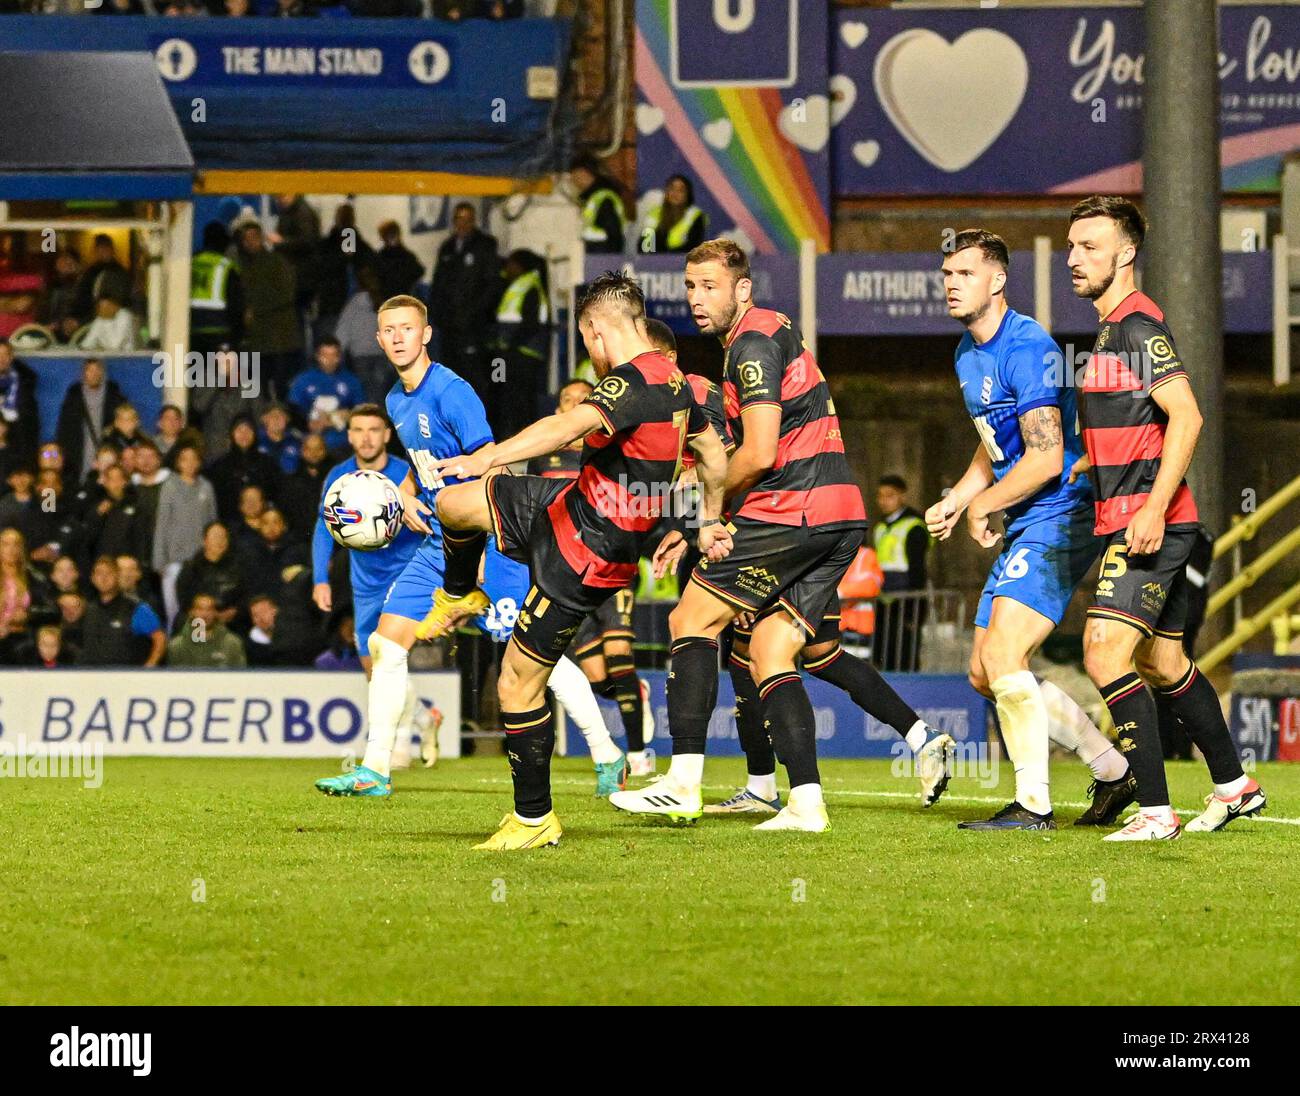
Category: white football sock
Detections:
[
  {"x1": 746, "y1": 773, "x2": 778, "y2": 800},
  {"x1": 1214, "y1": 774, "x2": 1250, "y2": 799},
  {"x1": 548, "y1": 656, "x2": 623, "y2": 765},
  {"x1": 667, "y1": 753, "x2": 703, "y2": 788},
  {"x1": 392, "y1": 678, "x2": 418, "y2": 760},
  {"x1": 1146, "y1": 804, "x2": 1174, "y2": 822},
  {"x1": 991, "y1": 670, "x2": 1052, "y2": 815},
  {"x1": 362, "y1": 633, "x2": 409, "y2": 777},
  {"x1": 904, "y1": 720, "x2": 929, "y2": 753},
  {"x1": 1038, "y1": 679, "x2": 1128, "y2": 781},
  {"x1": 788, "y1": 783, "x2": 824, "y2": 811}
]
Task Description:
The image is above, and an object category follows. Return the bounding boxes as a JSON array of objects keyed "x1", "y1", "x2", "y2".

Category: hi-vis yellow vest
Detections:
[
  {"x1": 496, "y1": 269, "x2": 548, "y2": 359},
  {"x1": 874, "y1": 513, "x2": 925, "y2": 574},
  {"x1": 643, "y1": 204, "x2": 705, "y2": 251},
  {"x1": 581, "y1": 187, "x2": 627, "y2": 244},
  {"x1": 190, "y1": 251, "x2": 233, "y2": 331},
  {"x1": 636, "y1": 557, "x2": 679, "y2": 602}
]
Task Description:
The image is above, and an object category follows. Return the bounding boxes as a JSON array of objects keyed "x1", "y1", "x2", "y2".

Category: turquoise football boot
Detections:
[
  {"x1": 315, "y1": 764, "x2": 392, "y2": 798},
  {"x1": 594, "y1": 754, "x2": 628, "y2": 798}
]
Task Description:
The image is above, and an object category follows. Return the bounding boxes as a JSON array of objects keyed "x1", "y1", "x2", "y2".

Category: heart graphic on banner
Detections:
[
  {"x1": 702, "y1": 117, "x2": 733, "y2": 149},
  {"x1": 841, "y1": 22, "x2": 868, "y2": 50},
  {"x1": 852, "y1": 141, "x2": 880, "y2": 168},
  {"x1": 778, "y1": 94, "x2": 830, "y2": 153},
  {"x1": 636, "y1": 103, "x2": 665, "y2": 136},
  {"x1": 873, "y1": 28, "x2": 1027, "y2": 173},
  {"x1": 830, "y1": 74, "x2": 857, "y2": 126}
]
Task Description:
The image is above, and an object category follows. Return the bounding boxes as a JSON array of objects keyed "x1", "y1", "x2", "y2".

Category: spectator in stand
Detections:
[
  {"x1": 189, "y1": 344, "x2": 266, "y2": 462},
  {"x1": 36, "y1": 441, "x2": 64, "y2": 478},
  {"x1": 315, "y1": 203, "x2": 375, "y2": 341},
  {"x1": 117, "y1": 553, "x2": 163, "y2": 620},
  {"x1": 428, "y1": 201, "x2": 500, "y2": 391},
  {"x1": 0, "y1": 338, "x2": 40, "y2": 464},
  {"x1": 271, "y1": 193, "x2": 320, "y2": 329},
  {"x1": 49, "y1": 556, "x2": 81, "y2": 597},
  {"x1": 334, "y1": 266, "x2": 392, "y2": 405},
  {"x1": 0, "y1": 528, "x2": 45, "y2": 664},
  {"x1": 873, "y1": 473, "x2": 930, "y2": 672},
  {"x1": 288, "y1": 337, "x2": 365, "y2": 453},
  {"x1": 0, "y1": 466, "x2": 41, "y2": 549},
  {"x1": 155, "y1": 404, "x2": 189, "y2": 463},
  {"x1": 56, "y1": 592, "x2": 86, "y2": 651},
  {"x1": 570, "y1": 157, "x2": 628, "y2": 254},
  {"x1": 167, "y1": 593, "x2": 248, "y2": 668},
  {"x1": 131, "y1": 440, "x2": 169, "y2": 546},
  {"x1": 81, "y1": 295, "x2": 138, "y2": 352},
  {"x1": 245, "y1": 594, "x2": 281, "y2": 666},
  {"x1": 282, "y1": 432, "x2": 331, "y2": 538},
  {"x1": 78, "y1": 556, "x2": 165, "y2": 668},
  {"x1": 236, "y1": 222, "x2": 301, "y2": 399},
  {"x1": 34, "y1": 470, "x2": 81, "y2": 568},
  {"x1": 483, "y1": 0, "x2": 525, "y2": 16},
  {"x1": 489, "y1": 248, "x2": 550, "y2": 440},
  {"x1": 0, "y1": 420, "x2": 18, "y2": 488},
  {"x1": 191, "y1": 221, "x2": 243, "y2": 355},
  {"x1": 41, "y1": 251, "x2": 83, "y2": 335},
  {"x1": 102, "y1": 402, "x2": 150, "y2": 454},
  {"x1": 258, "y1": 402, "x2": 303, "y2": 475},
  {"x1": 206, "y1": 414, "x2": 283, "y2": 523},
  {"x1": 176, "y1": 522, "x2": 244, "y2": 629},
  {"x1": 72, "y1": 234, "x2": 132, "y2": 325},
  {"x1": 274, "y1": 0, "x2": 313, "y2": 16},
  {"x1": 374, "y1": 220, "x2": 424, "y2": 301},
  {"x1": 56, "y1": 357, "x2": 126, "y2": 483},
  {"x1": 314, "y1": 613, "x2": 362, "y2": 671},
  {"x1": 638, "y1": 173, "x2": 708, "y2": 255},
  {"x1": 153, "y1": 442, "x2": 218, "y2": 629},
  {"x1": 68, "y1": 443, "x2": 121, "y2": 525},
  {"x1": 238, "y1": 506, "x2": 307, "y2": 601},
  {"x1": 83, "y1": 463, "x2": 151, "y2": 566},
  {"x1": 222, "y1": 0, "x2": 250, "y2": 14},
  {"x1": 233, "y1": 484, "x2": 269, "y2": 553},
  {"x1": 18, "y1": 623, "x2": 76, "y2": 669}
]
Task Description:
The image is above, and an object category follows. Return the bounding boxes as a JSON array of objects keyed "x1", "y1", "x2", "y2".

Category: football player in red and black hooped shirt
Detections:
[
  {"x1": 644, "y1": 313, "x2": 942, "y2": 818},
  {"x1": 1068, "y1": 195, "x2": 1263, "y2": 841},
  {"x1": 610, "y1": 238, "x2": 868, "y2": 833},
  {"x1": 418, "y1": 271, "x2": 733, "y2": 850}
]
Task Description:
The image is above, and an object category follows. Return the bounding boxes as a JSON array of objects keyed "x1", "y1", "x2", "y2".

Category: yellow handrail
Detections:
[
  {"x1": 1199, "y1": 579, "x2": 1300, "y2": 673},
  {"x1": 1205, "y1": 523, "x2": 1300, "y2": 619},
  {"x1": 1213, "y1": 472, "x2": 1300, "y2": 559}
]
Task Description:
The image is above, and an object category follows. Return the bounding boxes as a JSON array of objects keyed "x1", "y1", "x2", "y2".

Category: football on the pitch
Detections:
[{"x1": 322, "y1": 469, "x2": 403, "y2": 552}]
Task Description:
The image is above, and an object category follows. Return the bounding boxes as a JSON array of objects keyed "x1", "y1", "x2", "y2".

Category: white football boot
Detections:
[
  {"x1": 1185, "y1": 779, "x2": 1266, "y2": 832},
  {"x1": 609, "y1": 775, "x2": 701, "y2": 823},
  {"x1": 1103, "y1": 810, "x2": 1182, "y2": 842}
]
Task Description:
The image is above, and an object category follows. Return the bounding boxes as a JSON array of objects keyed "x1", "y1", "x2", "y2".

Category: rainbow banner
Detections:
[{"x1": 635, "y1": 0, "x2": 831, "y2": 254}]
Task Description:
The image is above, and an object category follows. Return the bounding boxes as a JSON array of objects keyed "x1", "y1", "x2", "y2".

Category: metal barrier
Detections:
[{"x1": 1199, "y1": 470, "x2": 1300, "y2": 670}]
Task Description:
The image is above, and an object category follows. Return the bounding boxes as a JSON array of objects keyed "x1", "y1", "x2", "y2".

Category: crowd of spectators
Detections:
[
  {"x1": 0, "y1": 0, "x2": 529, "y2": 17},
  {"x1": 0, "y1": 342, "x2": 387, "y2": 670}
]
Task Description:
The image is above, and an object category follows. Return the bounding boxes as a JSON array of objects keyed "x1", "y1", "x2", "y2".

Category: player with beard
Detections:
[
  {"x1": 925, "y1": 230, "x2": 1134, "y2": 830},
  {"x1": 611, "y1": 238, "x2": 950, "y2": 832},
  {"x1": 1066, "y1": 195, "x2": 1264, "y2": 840},
  {"x1": 413, "y1": 271, "x2": 732, "y2": 850},
  {"x1": 645, "y1": 318, "x2": 955, "y2": 813}
]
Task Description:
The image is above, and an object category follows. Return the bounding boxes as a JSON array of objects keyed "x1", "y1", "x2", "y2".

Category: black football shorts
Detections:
[{"x1": 1086, "y1": 525, "x2": 1198, "y2": 640}]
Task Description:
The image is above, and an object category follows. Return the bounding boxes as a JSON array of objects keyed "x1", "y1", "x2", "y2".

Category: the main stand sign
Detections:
[{"x1": 0, "y1": 670, "x2": 460, "y2": 759}]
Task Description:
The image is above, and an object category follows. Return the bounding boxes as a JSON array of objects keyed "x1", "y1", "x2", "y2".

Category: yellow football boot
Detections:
[
  {"x1": 473, "y1": 811, "x2": 564, "y2": 851},
  {"x1": 415, "y1": 587, "x2": 491, "y2": 640}
]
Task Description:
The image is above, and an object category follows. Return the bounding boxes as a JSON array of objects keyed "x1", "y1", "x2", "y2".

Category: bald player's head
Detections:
[{"x1": 644, "y1": 318, "x2": 678, "y2": 362}]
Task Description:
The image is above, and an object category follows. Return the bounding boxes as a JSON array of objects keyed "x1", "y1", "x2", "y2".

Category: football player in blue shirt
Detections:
[
  {"x1": 312, "y1": 404, "x2": 435, "y2": 793},
  {"x1": 314, "y1": 295, "x2": 492, "y2": 797},
  {"x1": 926, "y1": 230, "x2": 1134, "y2": 830}
]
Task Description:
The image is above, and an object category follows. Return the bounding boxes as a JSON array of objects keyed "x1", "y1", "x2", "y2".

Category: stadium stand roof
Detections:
[{"x1": 0, "y1": 52, "x2": 194, "y2": 201}]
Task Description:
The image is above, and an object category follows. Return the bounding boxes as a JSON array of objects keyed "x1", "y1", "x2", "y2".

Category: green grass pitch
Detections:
[{"x1": 3, "y1": 756, "x2": 1297, "y2": 1005}]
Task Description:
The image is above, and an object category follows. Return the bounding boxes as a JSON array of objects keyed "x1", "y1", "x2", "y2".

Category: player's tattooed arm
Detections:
[
  {"x1": 964, "y1": 405, "x2": 1065, "y2": 547},
  {"x1": 1021, "y1": 405, "x2": 1063, "y2": 453}
]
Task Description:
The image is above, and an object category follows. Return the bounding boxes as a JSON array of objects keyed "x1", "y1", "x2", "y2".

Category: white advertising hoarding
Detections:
[{"x1": 0, "y1": 670, "x2": 461, "y2": 759}]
